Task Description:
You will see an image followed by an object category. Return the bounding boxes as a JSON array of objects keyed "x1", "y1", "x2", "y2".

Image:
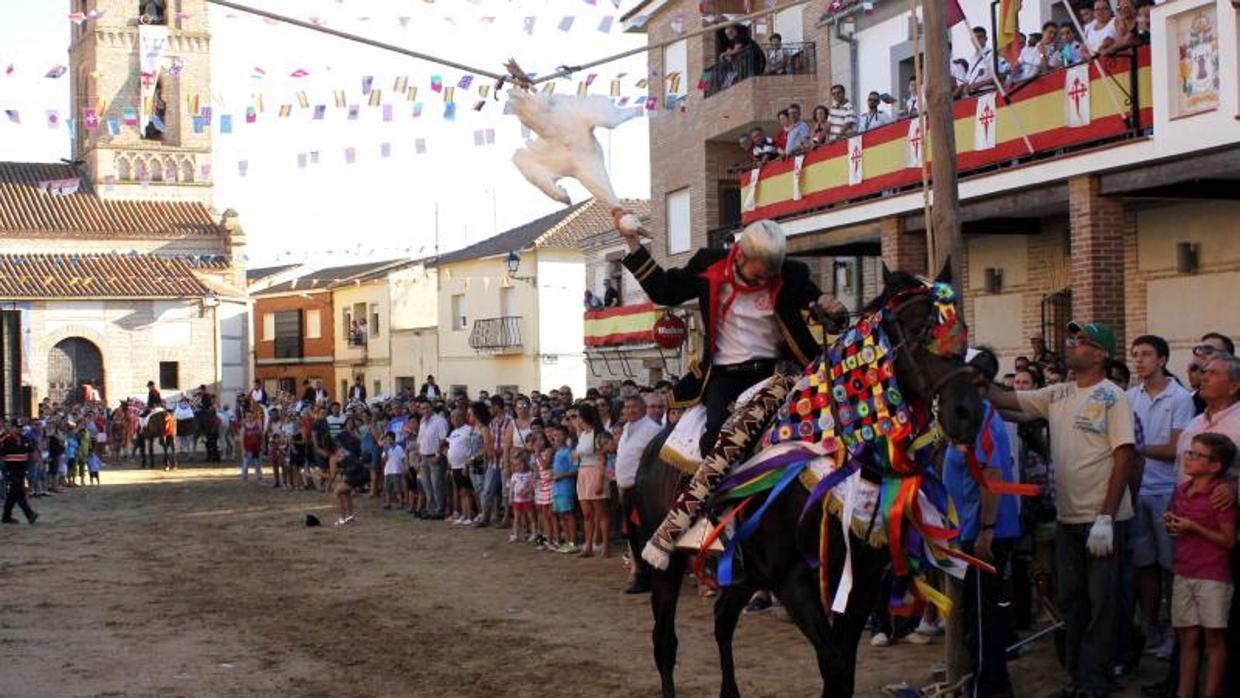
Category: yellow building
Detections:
[{"x1": 433, "y1": 200, "x2": 635, "y2": 396}]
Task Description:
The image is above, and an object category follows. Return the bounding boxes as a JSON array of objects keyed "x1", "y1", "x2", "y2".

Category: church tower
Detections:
[{"x1": 67, "y1": 0, "x2": 213, "y2": 205}]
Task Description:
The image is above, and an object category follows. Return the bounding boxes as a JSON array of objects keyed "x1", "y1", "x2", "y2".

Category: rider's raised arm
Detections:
[{"x1": 621, "y1": 244, "x2": 710, "y2": 308}]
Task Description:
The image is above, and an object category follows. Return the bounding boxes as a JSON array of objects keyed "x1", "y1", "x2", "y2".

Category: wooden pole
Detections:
[{"x1": 922, "y1": 0, "x2": 965, "y2": 295}]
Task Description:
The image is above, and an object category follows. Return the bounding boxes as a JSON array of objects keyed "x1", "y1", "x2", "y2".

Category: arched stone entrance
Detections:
[{"x1": 47, "y1": 337, "x2": 104, "y2": 405}]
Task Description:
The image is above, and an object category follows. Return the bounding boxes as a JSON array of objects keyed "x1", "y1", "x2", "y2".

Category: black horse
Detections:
[{"x1": 631, "y1": 265, "x2": 986, "y2": 698}]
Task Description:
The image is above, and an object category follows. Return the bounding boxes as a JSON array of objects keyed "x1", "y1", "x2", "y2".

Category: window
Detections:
[
  {"x1": 452, "y1": 294, "x2": 468, "y2": 331},
  {"x1": 449, "y1": 385, "x2": 468, "y2": 398},
  {"x1": 666, "y1": 188, "x2": 691, "y2": 255},
  {"x1": 261, "y1": 312, "x2": 274, "y2": 341},
  {"x1": 138, "y1": 0, "x2": 167, "y2": 25},
  {"x1": 369, "y1": 303, "x2": 380, "y2": 337},
  {"x1": 663, "y1": 39, "x2": 688, "y2": 103},
  {"x1": 305, "y1": 309, "x2": 322, "y2": 339},
  {"x1": 272, "y1": 310, "x2": 302, "y2": 359},
  {"x1": 278, "y1": 377, "x2": 296, "y2": 395},
  {"x1": 396, "y1": 377, "x2": 416, "y2": 393},
  {"x1": 373, "y1": 380, "x2": 381, "y2": 397},
  {"x1": 158, "y1": 361, "x2": 179, "y2": 390}
]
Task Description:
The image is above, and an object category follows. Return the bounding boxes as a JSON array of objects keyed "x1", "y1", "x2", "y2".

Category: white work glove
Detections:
[{"x1": 1086, "y1": 514, "x2": 1114, "y2": 557}]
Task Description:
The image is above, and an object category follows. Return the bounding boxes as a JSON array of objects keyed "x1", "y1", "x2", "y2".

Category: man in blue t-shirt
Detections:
[{"x1": 943, "y1": 349, "x2": 1022, "y2": 698}]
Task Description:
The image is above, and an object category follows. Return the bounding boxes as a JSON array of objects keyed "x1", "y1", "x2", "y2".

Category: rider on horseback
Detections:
[{"x1": 613, "y1": 211, "x2": 847, "y2": 457}]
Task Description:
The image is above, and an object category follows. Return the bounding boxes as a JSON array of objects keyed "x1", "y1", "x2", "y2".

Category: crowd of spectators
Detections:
[{"x1": 733, "y1": 0, "x2": 1155, "y2": 171}]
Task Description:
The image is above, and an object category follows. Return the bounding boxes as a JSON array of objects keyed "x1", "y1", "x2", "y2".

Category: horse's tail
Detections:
[{"x1": 631, "y1": 425, "x2": 689, "y2": 550}]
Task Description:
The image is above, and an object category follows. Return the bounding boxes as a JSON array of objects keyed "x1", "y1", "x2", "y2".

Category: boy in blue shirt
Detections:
[{"x1": 943, "y1": 349, "x2": 1023, "y2": 698}]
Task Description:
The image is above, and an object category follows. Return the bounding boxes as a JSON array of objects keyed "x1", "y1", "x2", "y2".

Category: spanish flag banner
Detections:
[{"x1": 997, "y1": 0, "x2": 1021, "y2": 66}]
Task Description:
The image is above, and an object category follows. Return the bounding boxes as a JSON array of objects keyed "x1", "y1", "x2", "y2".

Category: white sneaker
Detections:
[
  {"x1": 472, "y1": 514, "x2": 485, "y2": 525},
  {"x1": 449, "y1": 515, "x2": 463, "y2": 525},
  {"x1": 334, "y1": 517, "x2": 347, "y2": 527},
  {"x1": 915, "y1": 619, "x2": 945, "y2": 637},
  {"x1": 905, "y1": 631, "x2": 933, "y2": 645},
  {"x1": 527, "y1": 532, "x2": 538, "y2": 542},
  {"x1": 870, "y1": 632, "x2": 892, "y2": 647},
  {"x1": 508, "y1": 533, "x2": 519, "y2": 543},
  {"x1": 343, "y1": 515, "x2": 355, "y2": 524}
]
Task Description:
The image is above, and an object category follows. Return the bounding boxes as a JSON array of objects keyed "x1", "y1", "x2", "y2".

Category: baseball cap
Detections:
[{"x1": 1066, "y1": 320, "x2": 1116, "y2": 357}]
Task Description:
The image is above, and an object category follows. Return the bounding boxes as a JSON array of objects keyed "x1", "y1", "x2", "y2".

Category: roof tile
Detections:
[{"x1": 0, "y1": 253, "x2": 214, "y2": 299}]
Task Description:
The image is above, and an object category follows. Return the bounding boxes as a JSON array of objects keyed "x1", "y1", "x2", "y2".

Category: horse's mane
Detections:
[{"x1": 860, "y1": 270, "x2": 925, "y2": 315}]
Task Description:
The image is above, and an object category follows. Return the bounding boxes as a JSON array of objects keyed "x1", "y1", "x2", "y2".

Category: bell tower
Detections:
[{"x1": 67, "y1": 0, "x2": 213, "y2": 204}]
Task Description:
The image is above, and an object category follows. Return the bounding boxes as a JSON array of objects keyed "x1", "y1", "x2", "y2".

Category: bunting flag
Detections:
[
  {"x1": 997, "y1": 0, "x2": 1022, "y2": 66},
  {"x1": 334, "y1": 89, "x2": 346, "y2": 108},
  {"x1": 486, "y1": 128, "x2": 495, "y2": 145},
  {"x1": 1064, "y1": 64, "x2": 1091, "y2": 127},
  {"x1": 186, "y1": 94, "x2": 200, "y2": 116},
  {"x1": 238, "y1": 160, "x2": 248, "y2": 176},
  {"x1": 382, "y1": 103, "x2": 393, "y2": 121},
  {"x1": 558, "y1": 16, "x2": 575, "y2": 31},
  {"x1": 313, "y1": 104, "x2": 326, "y2": 120},
  {"x1": 297, "y1": 152, "x2": 307, "y2": 169},
  {"x1": 96, "y1": 97, "x2": 107, "y2": 117},
  {"x1": 415, "y1": 138, "x2": 427, "y2": 154},
  {"x1": 946, "y1": 0, "x2": 966, "y2": 25},
  {"x1": 361, "y1": 75, "x2": 373, "y2": 94},
  {"x1": 430, "y1": 75, "x2": 442, "y2": 92},
  {"x1": 380, "y1": 142, "x2": 391, "y2": 159},
  {"x1": 522, "y1": 17, "x2": 536, "y2": 34},
  {"x1": 368, "y1": 89, "x2": 382, "y2": 107},
  {"x1": 635, "y1": 77, "x2": 648, "y2": 89},
  {"x1": 251, "y1": 66, "x2": 266, "y2": 80},
  {"x1": 473, "y1": 129, "x2": 485, "y2": 147},
  {"x1": 611, "y1": 80, "x2": 621, "y2": 97},
  {"x1": 200, "y1": 106, "x2": 213, "y2": 125},
  {"x1": 192, "y1": 115, "x2": 205, "y2": 133},
  {"x1": 478, "y1": 84, "x2": 490, "y2": 99},
  {"x1": 107, "y1": 117, "x2": 120, "y2": 136},
  {"x1": 219, "y1": 114, "x2": 232, "y2": 133},
  {"x1": 974, "y1": 92, "x2": 997, "y2": 150},
  {"x1": 412, "y1": 102, "x2": 423, "y2": 117},
  {"x1": 644, "y1": 96, "x2": 657, "y2": 111},
  {"x1": 543, "y1": 82, "x2": 556, "y2": 95},
  {"x1": 45, "y1": 65, "x2": 67, "y2": 79},
  {"x1": 4, "y1": 109, "x2": 19, "y2": 124},
  {"x1": 290, "y1": 68, "x2": 310, "y2": 78},
  {"x1": 309, "y1": 151, "x2": 319, "y2": 165},
  {"x1": 444, "y1": 102, "x2": 457, "y2": 121},
  {"x1": 347, "y1": 104, "x2": 360, "y2": 120},
  {"x1": 296, "y1": 90, "x2": 309, "y2": 108},
  {"x1": 344, "y1": 147, "x2": 356, "y2": 164},
  {"x1": 407, "y1": 86, "x2": 418, "y2": 102},
  {"x1": 577, "y1": 82, "x2": 589, "y2": 96},
  {"x1": 666, "y1": 72, "x2": 681, "y2": 93},
  {"x1": 82, "y1": 108, "x2": 98, "y2": 130},
  {"x1": 458, "y1": 75, "x2": 473, "y2": 89},
  {"x1": 444, "y1": 86, "x2": 455, "y2": 103},
  {"x1": 393, "y1": 75, "x2": 408, "y2": 93},
  {"x1": 598, "y1": 16, "x2": 614, "y2": 32},
  {"x1": 278, "y1": 104, "x2": 292, "y2": 118},
  {"x1": 46, "y1": 109, "x2": 59, "y2": 128},
  {"x1": 245, "y1": 106, "x2": 257, "y2": 123},
  {"x1": 473, "y1": 100, "x2": 486, "y2": 111}
]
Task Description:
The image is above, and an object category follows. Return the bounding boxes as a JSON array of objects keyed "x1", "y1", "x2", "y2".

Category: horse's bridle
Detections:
[{"x1": 880, "y1": 287, "x2": 973, "y2": 413}]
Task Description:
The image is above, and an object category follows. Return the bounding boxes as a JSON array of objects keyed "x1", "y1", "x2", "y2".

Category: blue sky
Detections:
[{"x1": 0, "y1": 0, "x2": 651, "y2": 265}]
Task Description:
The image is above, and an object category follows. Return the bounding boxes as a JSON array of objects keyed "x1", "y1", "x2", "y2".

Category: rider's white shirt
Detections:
[{"x1": 713, "y1": 284, "x2": 780, "y2": 366}]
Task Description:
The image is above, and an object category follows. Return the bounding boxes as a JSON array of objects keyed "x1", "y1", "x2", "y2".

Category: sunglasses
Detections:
[
  {"x1": 1193, "y1": 345, "x2": 1220, "y2": 357},
  {"x1": 1065, "y1": 336, "x2": 1102, "y2": 350}
]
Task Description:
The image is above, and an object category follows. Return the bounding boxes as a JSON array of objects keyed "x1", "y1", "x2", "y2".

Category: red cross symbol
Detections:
[
  {"x1": 979, "y1": 104, "x2": 995, "y2": 139},
  {"x1": 909, "y1": 126, "x2": 923, "y2": 158},
  {"x1": 1068, "y1": 77, "x2": 1088, "y2": 116},
  {"x1": 850, "y1": 144, "x2": 863, "y2": 174}
]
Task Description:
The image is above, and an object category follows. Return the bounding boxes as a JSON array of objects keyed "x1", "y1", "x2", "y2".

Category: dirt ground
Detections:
[{"x1": 1, "y1": 461, "x2": 1160, "y2": 698}]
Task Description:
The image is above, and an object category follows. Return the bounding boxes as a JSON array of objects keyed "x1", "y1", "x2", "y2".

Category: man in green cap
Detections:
[{"x1": 987, "y1": 320, "x2": 1137, "y2": 698}]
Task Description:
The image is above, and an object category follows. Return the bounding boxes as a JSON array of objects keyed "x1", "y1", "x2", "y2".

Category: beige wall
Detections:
[{"x1": 391, "y1": 329, "x2": 438, "y2": 393}]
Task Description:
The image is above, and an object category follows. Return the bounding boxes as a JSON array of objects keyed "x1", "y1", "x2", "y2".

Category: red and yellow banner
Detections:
[
  {"x1": 585, "y1": 302, "x2": 659, "y2": 347},
  {"x1": 741, "y1": 48, "x2": 1152, "y2": 224}
]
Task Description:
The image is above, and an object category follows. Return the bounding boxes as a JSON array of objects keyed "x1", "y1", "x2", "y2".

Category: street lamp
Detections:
[{"x1": 505, "y1": 250, "x2": 536, "y2": 285}]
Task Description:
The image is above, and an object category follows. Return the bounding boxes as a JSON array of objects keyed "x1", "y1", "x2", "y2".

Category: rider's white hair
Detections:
[{"x1": 737, "y1": 219, "x2": 786, "y2": 269}]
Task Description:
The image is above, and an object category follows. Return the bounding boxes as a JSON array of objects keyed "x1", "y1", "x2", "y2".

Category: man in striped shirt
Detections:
[
  {"x1": 827, "y1": 84, "x2": 856, "y2": 143},
  {"x1": 2, "y1": 420, "x2": 38, "y2": 524}
]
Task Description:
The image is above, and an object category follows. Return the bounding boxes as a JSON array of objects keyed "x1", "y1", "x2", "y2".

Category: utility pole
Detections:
[
  {"x1": 921, "y1": 0, "x2": 969, "y2": 687},
  {"x1": 922, "y1": 0, "x2": 964, "y2": 293}
]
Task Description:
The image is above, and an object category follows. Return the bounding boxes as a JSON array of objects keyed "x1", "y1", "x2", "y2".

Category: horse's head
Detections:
[{"x1": 876, "y1": 259, "x2": 983, "y2": 446}]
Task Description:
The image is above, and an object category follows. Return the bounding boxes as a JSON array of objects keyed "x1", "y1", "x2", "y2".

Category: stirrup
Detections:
[{"x1": 674, "y1": 517, "x2": 725, "y2": 554}]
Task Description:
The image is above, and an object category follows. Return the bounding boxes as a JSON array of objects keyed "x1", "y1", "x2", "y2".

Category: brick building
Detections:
[
  {"x1": 626, "y1": 0, "x2": 1240, "y2": 372},
  {"x1": 0, "y1": 0, "x2": 249, "y2": 417}
]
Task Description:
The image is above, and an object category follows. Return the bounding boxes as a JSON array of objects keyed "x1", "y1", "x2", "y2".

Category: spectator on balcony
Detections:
[
  {"x1": 1104, "y1": 0, "x2": 1140, "y2": 55},
  {"x1": 717, "y1": 24, "x2": 764, "y2": 90},
  {"x1": 965, "y1": 26, "x2": 1002, "y2": 93},
  {"x1": 1084, "y1": 0, "x2": 1118, "y2": 56},
  {"x1": 826, "y1": 84, "x2": 856, "y2": 143},
  {"x1": 737, "y1": 134, "x2": 755, "y2": 165},
  {"x1": 584, "y1": 290, "x2": 604, "y2": 310},
  {"x1": 952, "y1": 58, "x2": 971, "y2": 99},
  {"x1": 1015, "y1": 33, "x2": 1044, "y2": 82},
  {"x1": 1037, "y1": 22, "x2": 1065, "y2": 73},
  {"x1": 1077, "y1": 3, "x2": 1095, "y2": 27},
  {"x1": 1058, "y1": 23, "x2": 1085, "y2": 66},
  {"x1": 748, "y1": 126, "x2": 778, "y2": 164},
  {"x1": 1134, "y1": 3, "x2": 1151, "y2": 46},
  {"x1": 858, "y1": 92, "x2": 892, "y2": 133},
  {"x1": 783, "y1": 104, "x2": 811, "y2": 156},
  {"x1": 904, "y1": 78, "x2": 920, "y2": 117},
  {"x1": 773, "y1": 109, "x2": 790, "y2": 155},
  {"x1": 810, "y1": 104, "x2": 830, "y2": 147},
  {"x1": 765, "y1": 33, "x2": 789, "y2": 75},
  {"x1": 603, "y1": 279, "x2": 621, "y2": 308}
]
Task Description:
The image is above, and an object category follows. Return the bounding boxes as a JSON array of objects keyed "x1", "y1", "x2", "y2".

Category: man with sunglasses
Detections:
[
  {"x1": 612, "y1": 211, "x2": 847, "y2": 458},
  {"x1": 1188, "y1": 334, "x2": 1234, "y2": 415},
  {"x1": 987, "y1": 320, "x2": 1137, "y2": 698}
]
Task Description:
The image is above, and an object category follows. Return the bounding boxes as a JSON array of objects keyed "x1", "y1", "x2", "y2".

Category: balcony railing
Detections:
[
  {"x1": 346, "y1": 332, "x2": 368, "y2": 347},
  {"x1": 705, "y1": 41, "x2": 816, "y2": 98},
  {"x1": 469, "y1": 316, "x2": 523, "y2": 352},
  {"x1": 739, "y1": 46, "x2": 1151, "y2": 224}
]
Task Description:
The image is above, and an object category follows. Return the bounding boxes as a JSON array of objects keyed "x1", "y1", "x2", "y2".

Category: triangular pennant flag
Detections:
[
  {"x1": 334, "y1": 90, "x2": 346, "y2": 108},
  {"x1": 473, "y1": 100, "x2": 486, "y2": 111},
  {"x1": 478, "y1": 85, "x2": 490, "y2": 99},
  {"x1": 361, "y1": 75, "x2": 374, "y2": 94},
  {"x1": 296, "y1": 90, "x2": 309, "y2": 108},
  {"x1": 313, "y1": 104, "x2": 326, "y2": 120},
  {"x1": 458, "y1": 75, "x2": 474, "y2": 89},
  {"x1": 473, "y1": 129, "x2": 485, "y2": 147},
  {"x1": 407, "y1": 86, "x2": 419, "y2": 102},
  {"x1": 383, "y1": 104, "x2": 393, "y2": 121},
  {"x1": 393, "y1": 76, "x2": 408, "y2": 93},
  {"x1": 290, "y1": 68, "x2": 310, "y2": 78},
  {"x1": 278, "y1": 104, "x2": 292, "y2": 118},
  {"x1": 485, "y1": 128, "x2": 495, "y2": 145},
  {"x1": 598, "y1": 16, "x2": 614, "y2": 33},
  {"x1": 187, "y1": 94, "x2": 200, "y2": 116},
  {"x1": 577, "y1": 82, "x2": 588, "y2": 96},
  {"x1": 522, "y1": 17, "x2": 536, "y2": 34},
  {"x1": 347, "y1": 104, "x2": 360, "y2": 120},
  {"x1": 610, "y1": 80, "x2": 621, "y2": 97},
  {"x1": 46, "y1": 65, "x2": 67, "y2": 79},
  {"x1": 542, "y1": 82, "x2": 556, "y2": 94},
  {"x1": 368, "y1": 89, "x2": 382, "y2": 107},
  {"x1": 558, "y1": 16, "x2": 575, "y2": 31}
]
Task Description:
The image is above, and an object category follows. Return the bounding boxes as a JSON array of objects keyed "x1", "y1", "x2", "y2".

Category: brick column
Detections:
[
  {"x1": 1068, "y1": 175, "x2": 1130, "y2": 345},
  {"x1": 879, "y1": 215, "x2": 928, "y2": 275}
]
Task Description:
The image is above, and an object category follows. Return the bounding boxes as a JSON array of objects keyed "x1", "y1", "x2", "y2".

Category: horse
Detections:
[
  {"x1": 632, "y1": 264, "x2": 987, "y2": 698},
  {"x1": 138, "y1": 411, "x2": 177, "y2": 470}
]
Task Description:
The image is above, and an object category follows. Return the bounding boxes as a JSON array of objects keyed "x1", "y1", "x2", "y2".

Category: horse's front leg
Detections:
[
  {"x1": 776, "y1": 563, "x2": 848, "y2": 698},
  {"x1": 714, "y1": 583, "x2": 750, "y2": 698},
  {"x1": 650, "y1": 556, "x2": 687, "y2": 698}
]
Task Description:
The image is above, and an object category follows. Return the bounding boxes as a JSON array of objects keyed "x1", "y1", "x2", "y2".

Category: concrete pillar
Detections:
[
  {"x1": 879, "y1": 215, "x2": 928, "y2": 275},
  {"x1": 1068, "y1": 175, "x2": 1130, "y2": 346}
]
